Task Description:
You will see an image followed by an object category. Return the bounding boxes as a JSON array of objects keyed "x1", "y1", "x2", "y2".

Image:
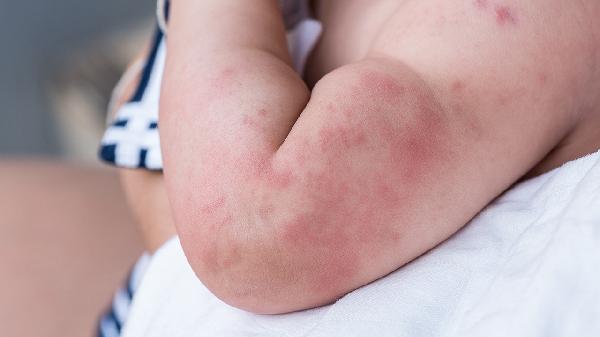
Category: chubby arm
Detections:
[{"x1": 160, "y1": 0, "x2": 594, "y2": 313}]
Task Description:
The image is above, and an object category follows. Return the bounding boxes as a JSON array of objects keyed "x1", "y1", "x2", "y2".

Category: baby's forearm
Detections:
[
  {"x1": 161, "y1": 0, "x2": 309, "y2": 157},
  {"x1": 160, "y1": 1, "x2": 314, "y2": 311}
]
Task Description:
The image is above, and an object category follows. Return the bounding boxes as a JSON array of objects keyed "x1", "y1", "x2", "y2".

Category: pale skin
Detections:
[{"x1": 118, "y1": 0, "x2": 600, "y2": 314}]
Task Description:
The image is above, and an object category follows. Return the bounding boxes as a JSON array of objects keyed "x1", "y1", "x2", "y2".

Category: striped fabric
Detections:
[
  {"x1": 97, "y1": 0, "x2": 315, "y2": 171},
  {"x1": 98, "y1": 0, "x2": 169, "y2": 170},
  {"x1": 98, "y1": 254, "x2": 151, "y2": 337},
  {"x1": 98, "y1": 26, "x2": 165, "y2": 171}
]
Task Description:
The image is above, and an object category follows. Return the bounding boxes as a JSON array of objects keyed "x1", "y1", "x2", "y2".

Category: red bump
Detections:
[
  {"x1": 292, "y1": 139, "x2": 310, "y2": 168},
  {"x1": 375, "y1": 182, "x2": 401, "y2": 207},
  {"x1": 201, "y1": 196, "x2": 226, "y2": 215},
  {"x1": 474, "y1": 0, "x2": 488, "y2": 9},
  {"x1": 268, "y1": 168, "x2": 293, "y2": 189},
  {"x1": 251, "y1": 156, "x2": 295, "y2": 190},
  {"x1": 537, "y1": 73, "x2": 548, "y2": 86},
  {"x1": 326, "y1": 102, "x2": 336, "y2": 113},
  {"x1": 358, "y1": 71, "x2": 405, "y2": 101},
  {"x1": 451, "y1": 81, "x2": 466, "y2": 93},
  {"x1": 258, "y1": 204, "x2": 275, "y2": 221},
  {"x1": 318, "y1": 125, "x2": 368, "y2": 153},
  {"x1": 213, "y1": 67, "x2": 236, "y2": 92},
  {"x1": 495, "y1": 5, "x2": 517, "y2": 25},
  {"x1": 242, "y1": 115, "x2": 256, "y2": 127}
]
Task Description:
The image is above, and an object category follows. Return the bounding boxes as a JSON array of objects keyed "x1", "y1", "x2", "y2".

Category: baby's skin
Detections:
[{"x1": 122, "y1": 0, "x2": 600, "y2": 314}]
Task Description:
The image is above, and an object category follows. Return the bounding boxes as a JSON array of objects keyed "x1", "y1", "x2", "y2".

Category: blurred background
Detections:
[
  {"x1": 1, "y1": 0, "x2": 152, "y2": 160},
  {"x1": 1, "y1": 1, "x2": 156, "y2": 336}
]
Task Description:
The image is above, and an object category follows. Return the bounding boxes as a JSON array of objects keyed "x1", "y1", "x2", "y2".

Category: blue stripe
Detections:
[
  {"x1": 139, "y1": 149, "x2": 148, "y2": 169},
  {"x1": 130, "y1": 27, "x2": 163, "y2": 103},
  {"x1": 148, "y1": 121, "x2": 158, "y2": 129},
  {"x1": 97, "y1": 308, "x2": 121, "y2": 337},
  {"x1": 112, "y1": 119, "x2": 128, "y2": 127},
  {"x1": 97, "y1": 259, "x2": 143, "y2": 337},
  {"x1": 99, "y1": 144, "x2": 117, "y2": 164},
  {"x1": 125, "y1": 279, "x2": 135, "y2": 300},
  {"x1": 108, "y1": 308, "x2": 122, "y2": 331},
  {"x1": 164, "y1": 0, "x2": 170, "y2": 22}
]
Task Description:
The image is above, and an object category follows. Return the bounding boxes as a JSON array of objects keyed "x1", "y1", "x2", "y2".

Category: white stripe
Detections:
[
  {"x1": 113, "y1": 288, "x2": 132, "y2": 324},
  {"x1": 130, "y1": 254, "x2": 152, "y2": 292},
  {"x1": 115, "y1": 143, "x2": 143, "y2": 168},
  {"x1": 143, "y1": 40, "x2": 166, "y2": 105},
  {"x1": 156, "y1": 0, "x2": 168, "y2": 34},
  {"x1": 102, "y1": 125, "x2": 160, "y2": 155},
  {"x1": 146, "y1": 148, "x2": 164, "y2": 170}
]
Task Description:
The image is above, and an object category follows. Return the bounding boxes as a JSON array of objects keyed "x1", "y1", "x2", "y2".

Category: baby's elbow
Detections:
[{"x1": 178, "y1": 212, "x2": 362, "y2": 314}]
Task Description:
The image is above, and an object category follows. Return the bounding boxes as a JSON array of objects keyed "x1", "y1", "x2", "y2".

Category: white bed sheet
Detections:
[{"x1": 122, "y1": 149, "x2": 600, "y2": 337}]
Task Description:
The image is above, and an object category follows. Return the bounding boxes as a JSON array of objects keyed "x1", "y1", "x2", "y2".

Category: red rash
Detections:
[
  {"x1": 264, "y1": 166, "x2": 293, "y2": 189},
  {"x1": 318, "y1": 125, "x2": 368, "y2": 154},
  {"x1": 289, "y1": 139, "x2": 311, "y2": 168},
  {"x1": 198, "y1": 67, "x2": 238, "y2": 106},
  {"x1": 357, "y1": 71, "x2": 406, "y2": 102},
  {"x1": 246, "y1": 154, "x2": 295, "y2": 190},
  {"x1": 242, "y1": 115, "x2": 259, "y2": 129},
  {"x1": 495, "y1": 5, "x2": 517, "y2": 25},
  {"x1": 275, "y1": 69, "x2": 447, "y2": 294},
  {"x1": 201, "y1": 214, "x2": 236, "y2": 273},
  {"x1": 196, "y1": 67, "x2": 447, "y2": 298},
  {"x1": 278, "y1": 166, "x2": 375, "y2": 293},
  {"x1": 473, "y1": 1, "x2": 518, "y2": 26},
  {"x1": 201, "y1": 195, "x2": 226, "y2": 215},
  {"x1": 242, "y1": 108, "x2": 270, "y2": 132},
  {"x1": 278, "y1": 154, "x2": 405, "y2": 293},
  {"x1": 474, "y1": 0, "x2": 488, "y2": 9},
  {"x1": 213, "y1": 67, "x2": 236, "y2": 91},
  {"x1": 451, "y1": 80, "x2": 466, "y2": 93},
  {"x1": 537, "y1": 73, "x2": 548, "y2": 86}
]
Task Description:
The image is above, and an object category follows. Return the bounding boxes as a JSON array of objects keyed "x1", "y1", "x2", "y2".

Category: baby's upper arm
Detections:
[
  {"x1": 241, "y1": 1, "x2": 594, "y2": 311},
  {"x1": 361, "y1": 0, "x2": 596, "y2": 197},
  {"x1": 370, "y1": 0, "x2": 593, "y2": 147}
]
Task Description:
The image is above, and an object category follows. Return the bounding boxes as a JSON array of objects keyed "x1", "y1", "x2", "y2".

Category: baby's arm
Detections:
[{"x1": 160, "y1": 0, "x2": 595, "y2": 314}]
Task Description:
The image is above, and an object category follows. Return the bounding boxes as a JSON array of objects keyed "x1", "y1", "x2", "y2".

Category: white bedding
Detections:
[{"x1": 122, "y1": 149, "x2": 600, "y2": 337}]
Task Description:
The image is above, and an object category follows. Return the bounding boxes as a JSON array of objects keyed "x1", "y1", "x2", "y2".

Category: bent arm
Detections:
[{"x1": 160, "y1": 0, "x2": 594, "y2": 313}]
